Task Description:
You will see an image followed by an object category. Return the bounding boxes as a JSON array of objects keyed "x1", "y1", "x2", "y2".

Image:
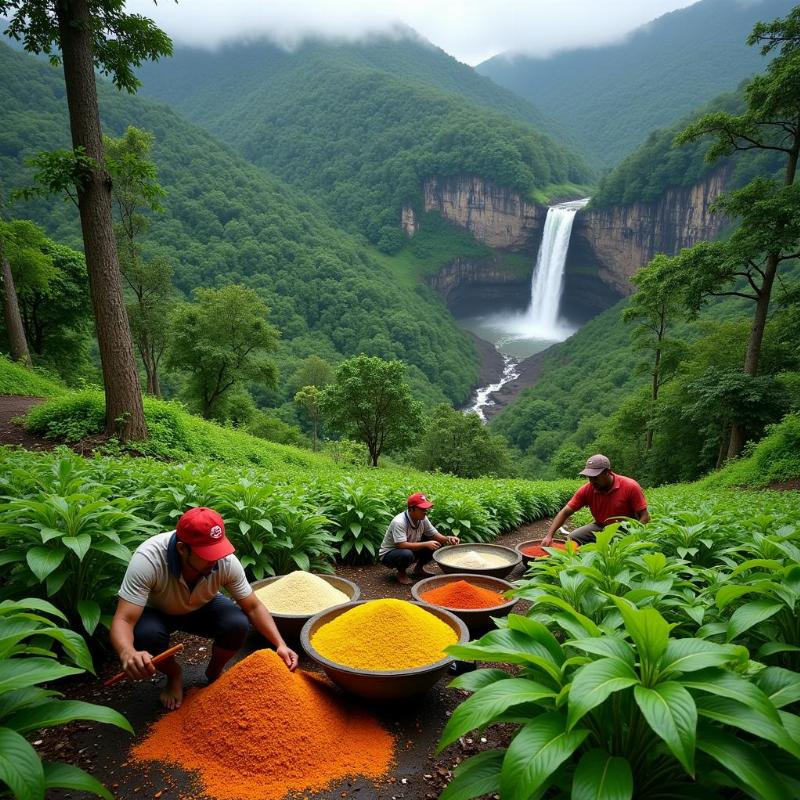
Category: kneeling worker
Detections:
[
  {"x1": 110, "y1": 506, "x2": 298, "y2": 710},
  {"x1": 541, "y1": 454, "x2": 650, "y2": 546},
  {"x1": 379, "y1": 492, "x2": 460, "y2": 585}
]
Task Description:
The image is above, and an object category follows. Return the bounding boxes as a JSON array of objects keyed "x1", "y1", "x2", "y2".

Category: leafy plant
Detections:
[{"x1": 0, "y1": 598, "x2": 132, "y2": 799}]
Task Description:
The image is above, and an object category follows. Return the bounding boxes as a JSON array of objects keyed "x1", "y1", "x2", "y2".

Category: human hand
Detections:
[
  {"x1": 446, "y1": 536, "x2": 460, "y2": 546},
  {"x1": 277, "y1": 644, "x2": 299, "y2": 672},
  {"x1": 120, "y1": 649, "x2": 156, "y2": 681},
  {"x1": 541, "y1": 533, "x2": 554, "y2": 547},
  {"x1": 426, "y1": 540, "x2": 441, "y2": 551}
]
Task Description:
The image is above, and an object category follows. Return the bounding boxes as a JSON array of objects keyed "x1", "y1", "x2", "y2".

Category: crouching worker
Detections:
[
  {"x1": 379, "y1": 492, "x2": 460, "y2": 585},
  {"x1": 110, "y1": 506, "x2": 298, "y2": 710}
]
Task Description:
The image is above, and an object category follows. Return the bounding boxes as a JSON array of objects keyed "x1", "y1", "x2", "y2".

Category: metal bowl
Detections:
[
  {"x1": 300, "y1": 601, "x2": 469, "y2": 700},
  {"x1": 251, "y1": 574, "x2": 360, "y2": 640},
  {"x1": 433, "y1": 543, "x2": 521, "y2": 579},
  {"x1": 411, "y1": 573, "x2": 519, "y2": 635},
  {"x1": 515, "y1": 539, "x2": 568, "y2": 569}
]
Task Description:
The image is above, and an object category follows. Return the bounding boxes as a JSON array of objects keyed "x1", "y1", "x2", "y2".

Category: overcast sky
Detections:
[{"x1": 125, "y1": 0, "x2": 702, "y2": 65}]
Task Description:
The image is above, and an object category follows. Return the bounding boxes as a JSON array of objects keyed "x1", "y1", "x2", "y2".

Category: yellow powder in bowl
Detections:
[
  {"x1": 255, "y1": 571, "x2": 350, "y2": 615},
  {"x1": 438, "y1": 550, "x2": 513, "y2": 570},
  {"x1": 311, "y1": 599, "x2": 458, "y2": 671}
]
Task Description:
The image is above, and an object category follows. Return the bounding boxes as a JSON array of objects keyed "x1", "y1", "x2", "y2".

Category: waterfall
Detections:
[{"x1": 524, "y1": 198, "x2": 589, "y2": 337}]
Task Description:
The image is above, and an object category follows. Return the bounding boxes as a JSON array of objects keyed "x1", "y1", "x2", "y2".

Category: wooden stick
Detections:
[{"x1": 104, "y1": 643, "x2": 185, "y2": 687}]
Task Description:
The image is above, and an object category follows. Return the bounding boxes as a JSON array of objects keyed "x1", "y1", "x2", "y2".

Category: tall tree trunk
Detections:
[
  {"x1": 1, "y1": 251, "x2": 32, "y2": 366},
  {"x1": 56, "y1": 0, "x2": 147, "y2": 442}
]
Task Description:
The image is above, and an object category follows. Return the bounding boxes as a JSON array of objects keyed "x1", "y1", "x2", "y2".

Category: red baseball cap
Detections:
[
  {"x1": 407, "y1": 492, "x2": 433, "y2": 510},
  {"x1": 176, "y1": 507, "x2": 235, "y2": 561}
]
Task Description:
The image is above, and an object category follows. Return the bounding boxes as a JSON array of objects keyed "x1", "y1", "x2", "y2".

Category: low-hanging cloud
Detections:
[{"x1": 125, "y1": 0, "x2": 701, "y2": 65}]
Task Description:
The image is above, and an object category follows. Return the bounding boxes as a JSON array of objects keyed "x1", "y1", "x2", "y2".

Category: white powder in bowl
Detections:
[
  {"x1": 438, "y1": 550, "x2": 512, "y2": 570},
  {"x1": 254, "y1": 571, "x2": 350, "y2": 615}
]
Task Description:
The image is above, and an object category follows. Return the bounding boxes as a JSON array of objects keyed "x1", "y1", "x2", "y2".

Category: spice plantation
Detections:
[
  {"x1": 420, "y1": 579, "x2": 508, "y2": 609},
  {"x1": 254, "y1": 570, "x2": 350, "y2": 615},
  {"x1": 132, "y1": 649, "x2": 394, "y2": 800},
  {"x1": 310, "y1": 599, "x2": 458, "y2": 671}
]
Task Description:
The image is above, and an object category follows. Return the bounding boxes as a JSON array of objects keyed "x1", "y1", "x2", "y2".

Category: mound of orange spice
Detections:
[
  {"x1": 132, "y1": 649, "x2": 393, "y2": 800},
  {"x1": 522, "y1": 542, "x2": 570, "y2": 558},
  {"x1": 420, "y1": 579, "x2": 507, "y2": 609}
]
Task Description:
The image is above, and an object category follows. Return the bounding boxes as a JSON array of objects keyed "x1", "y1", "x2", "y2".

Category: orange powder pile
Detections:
[
  {"x1": 522, "y1": 542, "x2": 570, "y2": 558},
  {"x1": 132, "y1": 649, "x2": 394, "y2": 800},
  {"x1": 420, "y1": 579, "x2": 507, "y2": 609}
]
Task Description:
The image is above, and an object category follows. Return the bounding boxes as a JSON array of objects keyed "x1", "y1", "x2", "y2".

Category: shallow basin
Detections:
[
  {"x1": 300, "y1": 601, "x2": 469, "y2": 700},
  {"x1": 411, "y1": 573, "x2": 519, "y2": 635},
  {"x1": 433, "y1": 543, "x2": 521, "y2": 579},
  {"x1": 516, "y1": 539, "x2": 569, "y2": 569},
  {"x1": 251, "y1": 574, "x2": 360, "y2": 640}
]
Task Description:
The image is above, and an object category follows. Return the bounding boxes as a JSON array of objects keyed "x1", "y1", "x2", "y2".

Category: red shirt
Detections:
[{"x1": 568, "y1": 473, "x2": 647, "y2": 526}]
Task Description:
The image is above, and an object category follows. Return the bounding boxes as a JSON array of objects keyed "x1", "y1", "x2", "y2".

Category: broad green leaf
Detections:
[
  {"x1": 505, "y1": 615, "x2": 565, "y2": 665},
  {"x1": 0, "y1": 599, "x2": 65, "y2": 621},
  {"x1": 695, "y1": 695, "x2": 800, "y2": 759},
  {"x1": 43, "y1": 762, "x2": 113, "y2": 800},
  {"x1": 91, "y1": 540, "x2": 132, "y2": 561},
  {"x1": 77, "y1": 600, "x2": 101, "y2": 636},
  {"x1": 0, "y1": 657, "x2": 82, "y2": 693},
  {"x1": 528, "y1": 595, "x2": 601, "y2": 637},
  {"x1": 448, "y1": 668, "x2": 509, "y2": 692},
  {"x1": 500, "y1": 712, "x2": 589, "y2": 800},
  {"x1": 439, "y1": 678, "x2": 556, "y2": 751},
  {"x1": 0, "y1": 726, "x2": 45, "y2": 800},
  {"x1": 758, "y1": 642, "x2": 800, "y2": 658},
  {"x1": 715, "y1": 583, "x2": 767, "y2": 610},
  {"x1": 611, "y1": 598, "x2": 671, "y2": 671},
  {"x1": 25, "y1": 547, "x2": 66, "y2": 582},
  {"x1": 726, "y1": 599, "x2": 783, "y2": 642},
  {"x1": 755, "y1": 667, "x2": 800, "y2": 709},
  {"x1": 634, "y1": 682, "x2": 696, "y2": 775},
  {"x1": 696, "y1": 725, "x2": 790, "y2": 800},
  {"x1": 439, "y1": 749, "x2": 503, "y2": 800},
  {"x1": 567, "y1": 657, "x2": 639, "y2": 730},
  {"x1": 659, "y1": 638, "x2": 741, "y2": 676},
  {"x1": 7, "y1": 699, "x2": 133, "y2": 736},
  {"x1": 0, "y1": 549, "x2": 25, "y2": 568},
  {"x1": 0, "y1": 687, "x2": 58, "y2": 720},
  {"x1": 571, "y1": 748, "x2": 633, "y2": 800},
  {"x1": 567, "y1": 637, "x2": 635, "y2": 666},
  {"x1": 61, "y1": 534, "x2": 91, "y2": 562}
]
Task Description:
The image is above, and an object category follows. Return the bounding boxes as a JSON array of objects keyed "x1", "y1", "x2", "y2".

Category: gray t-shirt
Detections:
[
  {"x1": 379, "y1": 511, "x2": 438, "y2": 557},
  {"x1": 118, "y1": 531, "x2": 252, "y2": 615}
]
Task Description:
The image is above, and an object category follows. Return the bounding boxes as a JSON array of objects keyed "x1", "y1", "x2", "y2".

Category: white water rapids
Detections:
[{"x1": 465, "y1": 198, "x2": 589, "y2": 419}]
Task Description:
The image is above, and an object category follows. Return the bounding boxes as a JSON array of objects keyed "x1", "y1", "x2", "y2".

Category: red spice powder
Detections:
[
  {"x1": 132, "y1": 649, "x2": 394, "y2": 800},
  {"x1": 522, "y1": 542, "x2": 572, "y2": 558},
  {"x1": 420, "y1": 579, "x2": 507, "y2": 609}
]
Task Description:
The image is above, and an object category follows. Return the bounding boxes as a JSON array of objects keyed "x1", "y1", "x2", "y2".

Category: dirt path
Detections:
[
  {"x1": 0, "y1": 395, "x2": 51, "y2": 450},
  {"x1": 40, "y1": 519, "x2": 551, "y2": 800}
]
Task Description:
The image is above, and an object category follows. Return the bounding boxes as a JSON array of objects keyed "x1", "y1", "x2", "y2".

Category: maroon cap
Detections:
[
  {"x1": 176, "y1": 507, "x2": 235, "y2": 561},
  {"x1": 579, "y1": 454, "x2": 611, "y2": 477},
  {"x1": 408, "y1": 492, "x2": 434, "y2": 510}
]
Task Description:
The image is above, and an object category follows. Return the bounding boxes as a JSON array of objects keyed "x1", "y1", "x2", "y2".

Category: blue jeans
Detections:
[
  {"x1": 380, "y1": 546, "x2": 434, "y2": 570},
  {"x1": 133, "y1": 594, "x2": 250, "y2": 654}
]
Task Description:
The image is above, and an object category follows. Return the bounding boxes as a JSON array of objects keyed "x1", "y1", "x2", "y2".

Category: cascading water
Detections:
[
  {"x1": 524, "y1": 198, "x2": 590, "y2": 337},
  {"x1": 463, "y1": 197, "x2": 590, "y2": 419}
]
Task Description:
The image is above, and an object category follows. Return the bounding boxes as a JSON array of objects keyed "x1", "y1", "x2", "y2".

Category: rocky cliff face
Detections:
[
  {"x1": 574, "y1": 165, "x2": 732, "y2": 295},
  {"x1": 423, "y1": 176, "x2": 545, "y2": 249},
  {"x1": 429, "y1": 256, "x2": 528, "y2": 308}
]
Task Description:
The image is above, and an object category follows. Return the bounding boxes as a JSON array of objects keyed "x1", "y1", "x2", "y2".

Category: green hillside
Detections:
[
  {"x1": 0, "y1": 40, "x2": 479, "y2": 406},
  {"x1": 135, "y1": 36, "x2": 593, "y2": 251},
  {"x1": 478, "y1": 0, "x2": 795, "y2": 167}
]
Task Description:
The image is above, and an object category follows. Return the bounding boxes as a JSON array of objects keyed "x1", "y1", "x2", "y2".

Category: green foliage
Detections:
[
  {"x1": 321, "y1": 355, "x2": 422, "y2": 467},
  {"x1": 440, "y1": 489, "x2": 800, "y2": 798},
  {"x1": 0, "y1": 353, "x2": 65, "y2": 396},
  {"x1": 167, "y1": 285, "x2": 278, "y2": 420},
  {"x1": 0, "y1": 598, "x2": 132, "y2": 800},
  {"x1": 415, "y1": 404, "x2": 513, "y2": 478}
]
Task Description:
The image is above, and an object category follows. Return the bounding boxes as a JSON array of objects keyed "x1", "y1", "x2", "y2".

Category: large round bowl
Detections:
[
  {"x1": 251, "y1": 574, "x2": 360, "y2": 640},
  {"x1": 515, "y1": 539, "x2": 568, "y2": 569},
  {"x1": 411, "y1": 573, "x2": 519, "y2": 635},
  {"x1": 300, "y1": 601, "x2": 469, "y2": 700},
  {"x1": 433, "y1": 543, "x2": 521, "y2": 579}
]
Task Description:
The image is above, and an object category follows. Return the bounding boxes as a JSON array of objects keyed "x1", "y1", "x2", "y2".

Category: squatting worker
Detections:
[
  {"x1": 541, "y1": 454, "x2": 650, "y2": 546},
  {"x1": 379, "y1": 492, "x2": 460, "y2": 585},
  {"x1": 110, "y1": 506, "x2": 298, "y2": 710}
]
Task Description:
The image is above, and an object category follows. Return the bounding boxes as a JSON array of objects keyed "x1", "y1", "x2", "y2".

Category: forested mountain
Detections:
[
  {"x1": 135, "y1": 36, "x2": 593, "y2": 251},
  {"x1": 0, "y1": 40, "x2": 478, "y2": 406},
  {"x1": 478, "y1": 0, "x2": 795, "y2": 168}
]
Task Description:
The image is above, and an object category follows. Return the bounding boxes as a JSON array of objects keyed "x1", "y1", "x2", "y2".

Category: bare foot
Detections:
[
  {"x1": 159, "y1": 669, "x2": 184, "y2": 711},
  {"x1": 396, "y1": 572, "x2": 413, "y2": 585}
]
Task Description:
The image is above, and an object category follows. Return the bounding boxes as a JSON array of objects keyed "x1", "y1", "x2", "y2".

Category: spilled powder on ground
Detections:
[
  {"x1": 311, "y1": 598, "x2": 458, "y2": 671},
  {"x1": 420, "y1": 579, "x2": 507, "y2": 609},
  {"x1": 132, "y1": 649, "x2": 393, "y2": 800},
  {"x1": 254, "y1": 570, "x2": 350, "y2": 614},
  {"x1": 437, "y1": 550, "x2": 512, "y2": 569}
]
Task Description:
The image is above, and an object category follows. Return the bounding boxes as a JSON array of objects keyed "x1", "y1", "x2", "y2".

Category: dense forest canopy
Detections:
[
  {"x1": 478, "y1": 0, "x2": 795, "y2": 167},
  {"x1": 0, "y1": 41, "x2": 479, "y2": 407},
  {"x1": 135, "y1": 37, "x2": 593, "y2": 251}
]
